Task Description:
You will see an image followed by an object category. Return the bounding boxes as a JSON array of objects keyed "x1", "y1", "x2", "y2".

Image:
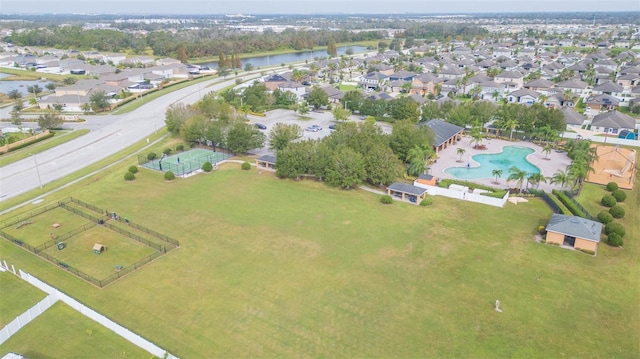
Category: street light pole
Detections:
[{"x1": 31, "y1": 153, "x2": 42, "y2": 189}]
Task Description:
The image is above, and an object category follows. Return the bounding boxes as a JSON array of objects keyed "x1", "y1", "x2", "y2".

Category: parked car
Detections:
[
  {"x1": 305, "y1": 125, "x2": 322, "y2": 132},
  {"x1": 255, "y1": 123, "x2": 267, "y2": 130},
  {"x1": 328, "y1": 124, "x2": 337, "y2": 130}
]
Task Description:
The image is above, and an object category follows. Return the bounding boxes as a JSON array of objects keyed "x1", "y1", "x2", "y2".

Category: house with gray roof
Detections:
[
  {"x1": 545, "y1": 214, "x2": 602, "y2": 253},
  {"x1": 561, "y1": 107, "x2": 587, "y2": 129},
  {"x1": 591, "y1": 111, "x2": 637, "y2": 135},
  {"x1": 507, "y1": 89, "x2": 541, "y2": 105}
]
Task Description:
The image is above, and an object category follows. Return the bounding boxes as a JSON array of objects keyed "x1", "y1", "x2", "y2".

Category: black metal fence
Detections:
[
  {"x1": 562, "y1": 190, "x2": 594, "y2": 220},
  {"x1": 0, "y1": 197, "x2": 179, "y2": 288}
]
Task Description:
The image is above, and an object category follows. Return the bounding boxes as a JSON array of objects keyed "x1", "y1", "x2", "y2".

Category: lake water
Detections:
[
  {"x1": 199, "y1": 45, "x2": 369, "y2": 69},
  {"x1": 445, "y1": 146, "x2": 541, "y2": 180},
  {"x1": 0, "y1": 73, "x2": 52, "y2": 96}
]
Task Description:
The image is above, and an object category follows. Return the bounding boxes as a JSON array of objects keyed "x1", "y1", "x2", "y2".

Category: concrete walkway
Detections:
[{"x1": 429, "y1": 136, "x2": 573, "y2": 192}]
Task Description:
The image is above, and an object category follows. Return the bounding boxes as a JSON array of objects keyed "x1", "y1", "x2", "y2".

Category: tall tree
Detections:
[
  {"x1": 492, "y1": 169, "x2": 503, "y2": 184},
  {"x1": 507, "y1": 166, "x2": 528, "y2": 192},
  {"x1": 177, "y1": 46, "x2": 189, "y2": 63},
  {"x1": 307, "y1": 86, "x2": 328, "y2": 110},
  {"x1": 325, "y1": 146, "x2": 365, "y2": 189},
  {"x1": 268, "y1": 123, "x2": 303, "y2": 151},
  {"x1": 327, "y1": 37, "x2": 338, "y2": 58},
  {"x1": 89, "y1": 91, "x2": 110, "y2": 112},
  {"x1": 226, "y1": 122, "x2": 266, "y2": 154},
  {"x1": 37, "y1": 111, "x2": 63, "y2": 130}
]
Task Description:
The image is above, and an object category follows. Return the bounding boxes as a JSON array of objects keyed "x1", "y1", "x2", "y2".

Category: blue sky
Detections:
[{"x1": 1, "y1": 0, "x2": 638, "y2": 14}]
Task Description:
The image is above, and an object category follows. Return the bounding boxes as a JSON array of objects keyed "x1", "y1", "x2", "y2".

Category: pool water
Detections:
[{"x1": 445, "y1": 146, "x2": 540, "y2": 180}]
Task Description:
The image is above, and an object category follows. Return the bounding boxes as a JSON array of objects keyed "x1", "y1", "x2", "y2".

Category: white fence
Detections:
[
  {"x1": 0, "y1": 294, "x2": 58, "y2": 345},
  {"x1": 414, "y1": 182, "x2": 509, "y2": 208},
  {"x1": 0, "y1": 261, "x2": 178, "y2": 359}
]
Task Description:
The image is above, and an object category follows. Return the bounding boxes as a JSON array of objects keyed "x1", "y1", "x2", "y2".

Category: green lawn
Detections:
[
  {"x1": 2, "y1": 207, "x2": 92, "y2": 247},
  {"x1": 0, "y1": 272, "x2": 47, "y2": 327},
  {"x1": 0, "y1": 302, "x2": 153, "y2": 359},
  {"x1": 0, "y1": 155, "x2": 637, "y2": 358}
]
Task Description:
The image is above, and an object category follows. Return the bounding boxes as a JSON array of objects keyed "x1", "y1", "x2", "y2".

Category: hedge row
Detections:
[
  {"x1": 438, "y1": 179, "x2": 501, "y2": 193},
  {"x1": 552, "y1": 190, "x2": 588, "y2": 218},
  {"x1": 6, "y1": 132, "x2": 55, "y2": 152}
]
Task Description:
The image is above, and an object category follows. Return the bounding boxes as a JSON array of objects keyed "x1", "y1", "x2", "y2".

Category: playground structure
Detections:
[{"x1": 586, "y1": 145, "x2": 637, "y2": 190}]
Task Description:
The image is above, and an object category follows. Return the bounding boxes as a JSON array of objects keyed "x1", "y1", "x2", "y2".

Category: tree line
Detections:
[{"x1": 6, "y1": 26, "x2": 382, "y2": 60}]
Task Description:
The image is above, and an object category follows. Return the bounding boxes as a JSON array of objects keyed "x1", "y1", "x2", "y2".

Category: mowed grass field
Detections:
[
  {"x1": 0, "y1": 161, "x2": 638, "y2": 358},
  {"x1": 0, "y1": 272, "x2": 46, "y2": 327},
  {"x1": 0, "y1": 302, "x2": 153, "y2": 358}
]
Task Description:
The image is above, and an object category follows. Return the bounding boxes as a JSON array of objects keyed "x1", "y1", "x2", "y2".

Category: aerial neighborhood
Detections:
[{"x1": 0, "y1": 8, "x2": 638, "y2": 359}]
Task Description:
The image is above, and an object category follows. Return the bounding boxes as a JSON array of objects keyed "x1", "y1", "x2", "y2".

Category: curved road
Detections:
[{"x1": 0, "y1": 74, "x2": 258, "y2": 202}]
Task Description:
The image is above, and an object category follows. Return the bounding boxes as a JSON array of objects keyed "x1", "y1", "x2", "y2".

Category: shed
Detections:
[
  {"x1": 387, "y1": 182, "x2": 428, "y2": 204},
  {"x1": 255, "y1": 154, "x2": 276, "y2": 170},
  {"x1": 93, "y1": 243, "x2": 106, "y2": 254},
  {"x1": 545, "y1": 214, "x2": 602, "y2": 253},
  {"x1": 415, "y1": 174, "x2": 437, "y2": 186}
]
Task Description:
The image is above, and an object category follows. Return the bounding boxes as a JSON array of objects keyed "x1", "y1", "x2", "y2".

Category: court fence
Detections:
[{"x1": 0, "y1": 198, "x2": 179, "y2": 288}]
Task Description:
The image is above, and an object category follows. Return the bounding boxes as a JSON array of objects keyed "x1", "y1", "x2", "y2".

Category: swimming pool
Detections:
[{"x1": 444, "y1": 146, "x2": 540, "y2": 180}]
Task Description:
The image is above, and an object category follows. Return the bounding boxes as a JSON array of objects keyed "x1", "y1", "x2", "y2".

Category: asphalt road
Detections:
[{"x1": 0, "y1": 74, "x2": 258, "y2": 202}]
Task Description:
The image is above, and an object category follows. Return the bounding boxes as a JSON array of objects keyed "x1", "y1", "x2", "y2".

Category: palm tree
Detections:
[
  {"x1": 527, "y1": 173, "x2": 546, "y2": 190},
  {"x1": 491, "y1": 90, "x2": 500, "y2": 102},
  {"x1": 550, "y1": 169, "x2": 573, "y2": 190},
  {"x1": 456, "y1": 148, "x2": 466, "y2": 162},
  {"x1": 568, "y1": 159, "x2": 595, "y2": 186},
  {"x1": 433, "y1": 82, "x2": 442, "y2": 96},
  {"x1": 492, "y1": 169, "x2": 503, "y2": 184},
  {"x1": 543, "y1": 143, "x2": 553, "y2": 160},
  {"x1": 507, "y1": 166, "x2": 527, "y2": 192}
]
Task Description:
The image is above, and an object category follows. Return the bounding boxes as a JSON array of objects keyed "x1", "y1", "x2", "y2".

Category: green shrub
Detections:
[
  {"x1": 6, "y1": 132, "x2": 55, "y2": 152},
  {"x1": 578, "y1": 248, "x2": 596, "y2": 255},
  {"x1": 124, "y1": 172, "x2": 135, "y2": 181},
  {"x1": 164, "y1": 171, "x2": 176, "y2": 181},
  {"x1": 201, "y1": 161, "x2": 213, "y2": 172},
  {"x1": 241, "y1": 161, "x2": 251, "y2": 170},
  {"x1": 147, "y1": 152, "x2": 157, "y2": 161},
  {"x1": 128, "y1": 165, "x2": 138, "y2": 174},
  {"x1": 606, "y1": 182, "x2": 619, "y2": 191},
  {"x1": 553, "y1": 190, "x2": 587, "y2": 218},
  {"x1": 420, "y1": 197, "x2": 434, "y2": 206},
  {"x1": 380, "y1": 195, "x2": 393, "y2": 204},
  {"x1": 605, "y1": 222, "x2": 625, "y2": 238},
  {"x1": 600, "y1": 195, "x2": 617, "y2": 207},
  {"x1": 596, "y1": 211, "x2": 613, "y2": 224},
  {"x1": 611, "y1": 189, "x2": 626, "y2": 202},
  {"x1": 163, "y1": 148, "x2": 172, "y2": 155},
  {"x1": 609, "y1": 205, "x2": 625, "y2": 219},
  {"x1": 176, "y1": 144, "x2": 185, "y2": 152},
  {"x1": 607, "y1": 233, "x2": 623, "y2": 247}
]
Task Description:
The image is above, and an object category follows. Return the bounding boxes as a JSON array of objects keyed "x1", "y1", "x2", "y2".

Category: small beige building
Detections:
[{"x1": 545, "y1": 214, "x2": 603, "y2": 253}]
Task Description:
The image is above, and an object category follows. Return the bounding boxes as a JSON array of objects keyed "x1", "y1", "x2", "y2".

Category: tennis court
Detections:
[{"x1": 140, "y1": 148, "x2": 231, "y2": 176}]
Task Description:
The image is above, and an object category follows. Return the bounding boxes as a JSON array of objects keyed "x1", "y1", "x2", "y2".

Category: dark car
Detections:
[
  {"x1": 255, "y1": 123, "x2": 267, "y2": 130},
  {"x1": 328, "y1": 124, "x2": 337, "y2": 130}
]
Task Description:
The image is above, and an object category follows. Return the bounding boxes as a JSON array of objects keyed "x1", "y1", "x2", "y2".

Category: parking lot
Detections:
[{"x1": 247, "y1": 108, "x2": 392, "y2": 155}]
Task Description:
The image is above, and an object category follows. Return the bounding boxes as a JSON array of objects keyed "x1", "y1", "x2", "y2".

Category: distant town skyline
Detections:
[{"x1": 1, "y1": 0, "x2": 638, "y2": 15}]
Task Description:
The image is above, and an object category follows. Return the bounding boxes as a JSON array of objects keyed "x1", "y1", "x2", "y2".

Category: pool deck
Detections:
[{"x1": 430, "y1": 136, "x2": 573, "y2": 192}]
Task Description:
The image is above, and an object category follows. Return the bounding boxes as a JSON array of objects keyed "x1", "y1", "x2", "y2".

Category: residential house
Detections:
[
  {"x1": 524, "y1": 78, "x2": 555, "y2": 93},
  {"x1": 318, "y1": 85, "x2": 344, "y2": 104},
  {"x1": 561, "y1": 107, "x2": 587, "y2": 130},
  {"x1": 590, "y1": 111, "x2": 637, "y2": 135},
  {"x1": 358, "y1": 72, "x2": 389, "y2": 90},
  {"x1": 277, "y1": 81, "x2": 306, "y2": 101},
  {"x1": 585, "y1": 94, "x2": 620, "y2": 113},
  {"x1": 494, "y1": 70, "x2": 524, "y2": 91},
  {"x1": 479, "y1": 81, "x2": 506, "y2": 102},
  {"x1": 507, "y1": 89, "x2": 541, "y2": 105},
  {"x1": 556, "y1": 79, "x2": 590, "y2": 97},
  {"x1": 263, "y1": 74, "x2": 288, "y2": 91},
  {"x1": 410, "y1": 73, "x2": 440, "y2": 96},
  {"x1": 545, "y1": 214, "x2": 602, "y2": 253},
  {"x1": 438, "y1": 67, "x2": 465, "y2": 80}
]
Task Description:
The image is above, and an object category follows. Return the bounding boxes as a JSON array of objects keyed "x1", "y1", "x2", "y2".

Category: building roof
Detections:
[
  {"x1": 592, "y1": 111, "x2": 636, "y2": 129},
  {"x1": 593, "y1": 81, "x2": 624, "y2": 93},
  {"x1": 561, "y1": 107, "x2": 587, "y2": 126},
  {"x1": 546, "y1": 214, "x2": 602, "y2": 242},
  {"x1": 586, "y1": 94, "x2": 620, "y2": 107},
  {"x1": 387, "y1": 182, "x2": 427, "y2": 196},
  {"x1": 418, "y1": 174, "x2": 435, "y2": 181},
  {"x1": 256, "y1": 154, "x2": 276, "y2": 164},
  {"x1": 419, "y1": 119, "x2": 464, "y2": 147}
]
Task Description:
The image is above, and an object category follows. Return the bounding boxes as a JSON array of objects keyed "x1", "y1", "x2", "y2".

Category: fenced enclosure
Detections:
[
  {"x1": 139, "y1": 148, "x2": 231, "y2": 176},
  {"x1": 0, "y1": 198, "x2": 179, "y2": 288}
]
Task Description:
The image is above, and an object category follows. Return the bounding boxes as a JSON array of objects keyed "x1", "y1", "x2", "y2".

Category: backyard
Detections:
[{"x1": 0, "y1": 158, "x2": 638, "y2": 358}]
